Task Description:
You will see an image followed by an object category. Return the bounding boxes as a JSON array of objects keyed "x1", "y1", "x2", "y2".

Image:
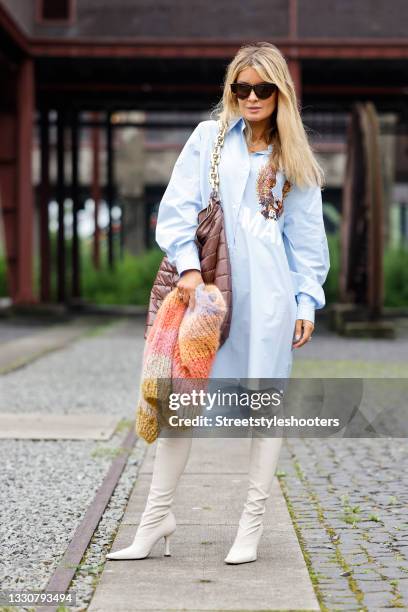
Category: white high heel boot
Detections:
[
  {"x1": 224, "y1": 434, "x2": 283, "y2": 564},
  {"x1": 106, "y1": 435, "x2": 192, "y2": 560}
]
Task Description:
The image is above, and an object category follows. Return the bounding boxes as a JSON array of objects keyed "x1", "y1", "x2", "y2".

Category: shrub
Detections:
[
  {"x1": 81, "y1": 247, "x2": 163, "y2": 305},
  {"x1": 384, "y1": 246, "x2": 408, "y2": 307}
]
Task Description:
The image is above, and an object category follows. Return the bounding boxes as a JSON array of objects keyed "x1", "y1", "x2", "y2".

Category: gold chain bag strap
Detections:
[{"x1": 144, "y1": 120, "x2": 232, "y2": 346}]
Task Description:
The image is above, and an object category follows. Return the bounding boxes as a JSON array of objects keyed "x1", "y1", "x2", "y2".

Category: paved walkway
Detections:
[
  {"x1": 0, "y1": 315, "x2": 115, "y2": 373},
  {"x1": 91, "y1": 436, "x2": 319, "y2": 611}
]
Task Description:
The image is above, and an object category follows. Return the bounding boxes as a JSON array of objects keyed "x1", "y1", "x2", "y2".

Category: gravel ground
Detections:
[
  {"x1": 0, "y1": 319, "x2": 145, "y2": 416},
  {"x1": 0, "y1": 432, "x2": 148, "y2": 612},
  {"x1": 0, "y1": 318, "x2": 147, "y2": 611}
]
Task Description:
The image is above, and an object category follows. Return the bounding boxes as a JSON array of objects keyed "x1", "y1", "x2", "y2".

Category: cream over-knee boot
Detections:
[
  {"x1": 106, "y1": 434, "x2": 192, "y2": 560},
  {"x1": 224, "y1": 434, "x2": 283, "y2": 564}
]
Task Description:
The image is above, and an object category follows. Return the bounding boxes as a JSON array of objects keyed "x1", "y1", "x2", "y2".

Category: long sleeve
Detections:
[
  {"x1": 155, "y1": 122, "x2": 203, "y2": 276},
  {"x1": 282, "y1": 183, "x2": 330, "y2": 325}
]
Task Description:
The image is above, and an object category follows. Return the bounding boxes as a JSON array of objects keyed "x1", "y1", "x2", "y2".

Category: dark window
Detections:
[{"x1": 41, "y1": 0, "x2": 72, "y2": 21}]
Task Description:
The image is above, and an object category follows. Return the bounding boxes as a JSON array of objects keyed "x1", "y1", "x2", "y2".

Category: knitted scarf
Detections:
[{"x1": 136, "y1": 283, "x2": 227, "y2": 443}]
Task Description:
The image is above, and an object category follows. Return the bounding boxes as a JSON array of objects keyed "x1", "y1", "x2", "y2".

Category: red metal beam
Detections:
[
  {"x1": 39, "y1": 109, "x2": 51, "y2": 302},
  {"x1": 29, "y1": 39, "x2": 408, "y2": 60},
  {"x1": 37, "y1": 83, "x2": 224, "y2": 94},
  {"x1": 288, "y1": 0, "x2": 298, "y2": 39},
  {"x1": 36, "y1": 82, "x2": 408, "y2": 97},
  {"x1": 71, "y1": 110, "x2": 80, "y2": 299},
  {"x1": 0, "y1": 109, "x2": 18, "y2": 300},
  {"x1": 303, "y1": 85, "x2": 408, "y2": 95},
  {"x1": 314, "y1": 142, "x2": 346, "y2": 154},
  {"x1": 288, "y1": 58, "x2": 301, "y2": 101},
  {"x1": 56, "y1": 109, "x2": 66, "y2": 303},
  {"x1": 91, "y1": 112, "x2": 101, "y2": 270},
  {"x1": 15, "y1": 58, "x2": 36, "y2": 304}
]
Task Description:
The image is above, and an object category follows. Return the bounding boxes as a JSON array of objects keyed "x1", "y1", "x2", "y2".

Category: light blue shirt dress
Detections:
[{"x1": 155, "y1": 116, "x2": 330, "y2": 380}]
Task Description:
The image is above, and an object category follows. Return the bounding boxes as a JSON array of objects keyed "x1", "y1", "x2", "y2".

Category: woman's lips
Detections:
[{"x1": 248, "y1": 108, "x2": 261, "y2": 112}]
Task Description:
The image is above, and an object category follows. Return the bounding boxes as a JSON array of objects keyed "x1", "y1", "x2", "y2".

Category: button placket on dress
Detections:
[
  {"x1": 235, "y1": 145, "x2": 274, "y2": 246},
  {"x1": 229, "y1": 139, "x2": 269, "y2": 252}
]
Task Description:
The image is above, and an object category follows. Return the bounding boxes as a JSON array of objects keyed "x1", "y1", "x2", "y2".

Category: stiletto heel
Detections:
[{"x1": 164, "y1": 534, "x2": 171, "y2": 556}]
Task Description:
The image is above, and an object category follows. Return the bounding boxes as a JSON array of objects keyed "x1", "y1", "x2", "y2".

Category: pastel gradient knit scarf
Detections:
[{"x1": 136, "y1": 283, "x2": 227, "y2": 443}]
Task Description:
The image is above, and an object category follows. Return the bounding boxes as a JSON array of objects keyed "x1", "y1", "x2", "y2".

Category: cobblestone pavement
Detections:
[
  {"x1": 1, "y1": 314, "x2": 407, "y2": 611},
  {"x1": 279, "y1": 438, "x2": 408, "y2": 611},
  {"x1": 276, "y1": 316, "x2": 408, "y2": 611}
]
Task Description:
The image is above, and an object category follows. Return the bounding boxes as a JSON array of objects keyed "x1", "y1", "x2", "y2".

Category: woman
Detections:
[{"x1": 107, "y1": 42, "x2": 330, "y2": 565}]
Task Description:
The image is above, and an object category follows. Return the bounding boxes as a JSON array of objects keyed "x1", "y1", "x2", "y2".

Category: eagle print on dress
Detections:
[{"x1": 256, "y1": 162, "x2": 291, "y2": 221}]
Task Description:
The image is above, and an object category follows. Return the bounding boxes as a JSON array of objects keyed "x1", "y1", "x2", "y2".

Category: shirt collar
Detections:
[
  {"x1": 226, "y1": 116, "x2": 274, "y2": 155},
  {"x1": 226, "y1": 115, "x2": 245, "y2": 133}
]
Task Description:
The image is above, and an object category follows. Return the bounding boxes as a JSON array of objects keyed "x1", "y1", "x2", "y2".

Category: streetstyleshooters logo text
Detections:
[{"x1": 167, "y1": 389, "x2": 340, "y2": 430}]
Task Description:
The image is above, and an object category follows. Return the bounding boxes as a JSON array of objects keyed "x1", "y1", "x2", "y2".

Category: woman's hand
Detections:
[
  {"x1": 176, "y1": 269, "x2": 204, "y2": 310},
  {"x1": 292, "y1": 319, "x2": 314, "y2": 349}
]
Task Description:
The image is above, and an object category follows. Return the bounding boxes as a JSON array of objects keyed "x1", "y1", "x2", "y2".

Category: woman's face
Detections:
[{"x1": 234, "y1": 66, "x2": 277, "y2": 125}]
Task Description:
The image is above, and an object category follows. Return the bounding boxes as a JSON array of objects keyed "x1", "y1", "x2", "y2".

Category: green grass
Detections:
[
  {"x1": 0, "y1": 232, "x2": 163, "y2": 305},
  {"x1": 324, "y1": 232, "x2": 340, "y2": 305},
  {"x1": 384, "y1": 245, "x2": 408, "y2": 306},
  {"x1": 0, "y1": 252, "x2": 7, "y2": 297},
  {"x1": 81, "y1": 246, "x2": 163, "y2": 305}
]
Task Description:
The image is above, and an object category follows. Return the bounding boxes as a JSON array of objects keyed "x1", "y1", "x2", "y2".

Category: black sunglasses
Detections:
[{"x1": 231, "y1": 81, "x2": 277, "y2": 100}]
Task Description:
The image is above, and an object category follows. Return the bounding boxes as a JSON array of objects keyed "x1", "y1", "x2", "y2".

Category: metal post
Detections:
[
  {"x1": 119, "y1": 204, "x2": 124, "y2": 259},
  {"x1": 71, "y1": 108, "x2": 80, "y2": 299},
  {"x1": 288, "y1": 59, "x2": 302, "y2": 103},
  {"x1": 40, "y1": 108, "x2": 51, "y2": 302},
  {"x1": 106, "y1": 111, "x2": 114, "y2": 269},
  {"x1": 15, "y1": 58, "x2": 36, "y2": 304},
  {"x1": 91, "y1": 112, "x2": 101, "y2": 269},
  {"x1": 57, "y1": 109, "x2": 66, "y2": 303}
]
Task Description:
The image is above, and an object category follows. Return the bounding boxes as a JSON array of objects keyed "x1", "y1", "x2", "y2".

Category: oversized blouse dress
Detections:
[{"x1": 155, "y1": 116, "x2": 330, "y2": 382}]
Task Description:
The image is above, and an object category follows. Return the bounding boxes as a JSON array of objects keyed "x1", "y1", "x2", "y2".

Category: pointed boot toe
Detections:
[
  {"x1": 224, "y1": 523, "x2": 263, "y2": 565},
  {"x1": 224, "y1": 547, "x2": 258, "y2": 564}
]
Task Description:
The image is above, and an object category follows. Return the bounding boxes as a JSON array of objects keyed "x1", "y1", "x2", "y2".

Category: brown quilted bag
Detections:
[{"x1": 144, "y1": 121, "x2": 232, "y2": 346}]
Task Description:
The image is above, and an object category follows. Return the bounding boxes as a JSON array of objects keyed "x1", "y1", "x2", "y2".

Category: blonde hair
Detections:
[{"x1": 210, "y1": 41, "x2": 325, "y2": 189}]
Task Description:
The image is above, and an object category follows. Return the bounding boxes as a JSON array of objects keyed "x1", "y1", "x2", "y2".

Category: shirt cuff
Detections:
[
  {"x1": 175, "y1": 243, "x2": 201, "y2": 276},
  {"x1": 296, "y1": 293, "x2": 316, "y2": 325}
]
